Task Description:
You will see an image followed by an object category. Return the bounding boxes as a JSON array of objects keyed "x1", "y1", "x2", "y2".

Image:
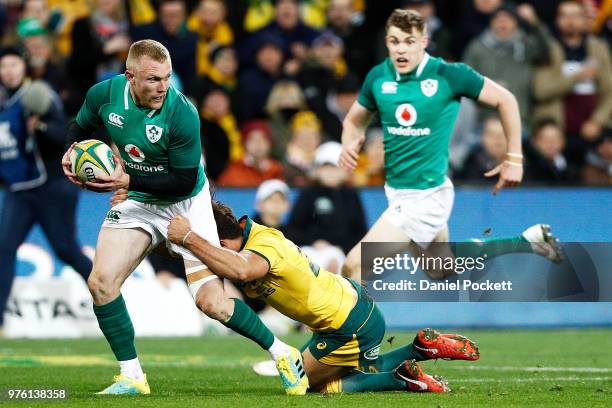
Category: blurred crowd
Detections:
[{"x1": 0, "y1": 0, "x2": 610, "y2": 190}]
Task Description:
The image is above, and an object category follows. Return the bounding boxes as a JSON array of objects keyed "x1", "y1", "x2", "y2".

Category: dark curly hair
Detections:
[
  {"x1": 212, "y1": 201, "x2": 242, "y2": 240},
  {"x1": 385, "y1": 9, "x2": 425, "y2": 34}
]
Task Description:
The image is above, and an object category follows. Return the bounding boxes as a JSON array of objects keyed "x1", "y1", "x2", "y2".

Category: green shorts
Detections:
[{"x1": 306, "y1": 279, "x2": 385, "y2": 368}]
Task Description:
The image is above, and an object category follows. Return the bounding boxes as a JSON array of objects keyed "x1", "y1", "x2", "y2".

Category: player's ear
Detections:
[
  {"x1": 125, "y1": 70, "x2": 135, "y2": 83},
  {"x1": 219, "y1": 239, "x2": 228, "y2": 248}
]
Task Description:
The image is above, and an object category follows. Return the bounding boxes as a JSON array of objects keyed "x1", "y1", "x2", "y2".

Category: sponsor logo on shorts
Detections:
[
  {"x1": 363, "y1": 344, "x2": 381, "y2": 360},
  {"x1": 105, "y1": 210, "x2": 121, "y2": 223},
  {"x1": 108, "y1": 113, "x2": 124, "y2": 128},
  {"x1": 125, "y1": 144, "x2": 145, "y2": 163},
  {"x1": 145, "y1": 124, "x2": 163, "y2": 143},
  {"x1": 381, "y1": 81, "x2": 397, "y2": 94},
  {"x1": 316, "y1": 342, "x2": 327, "y2": 350}
]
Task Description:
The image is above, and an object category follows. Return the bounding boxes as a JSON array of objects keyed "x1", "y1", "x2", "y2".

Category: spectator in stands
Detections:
[
  {"x1": 352, "y1": 127, "x2": 385, "y2": 187},
  {"x1": 317, "y1": 73, "x2": 360, "y2": 141},
  {"x1": 582, "y1": 131, "x2": 612, "y2": 185},
  {"x1": 283, "y1": 110, "x2": 323, "y2": 187},
  {"x1": 252, "y1": 178, "x2": 291, "y2": 233},
  {"x1": 35, "y1": 0, "x2": 91, "y2": 59},
  {"x1": 457, "y1": 117, "x2": 507, "y2": 182},
  {"x1": 453, "y1": 0, "x2": 503, "y2": 60},
  {"x1": 401, "y1": 0, "x2": 453, "y2": 61},
  {"x1": 264, "y1": 79, "x2": 307, "y2": 159},
  {"x1": 0, "y1": 47, "x2": 91, "y2": 331},
  {"x1": 20, "y1": 0, "x2": 63, "y2": 37},
  {"x1": 132, "y1": 0, "x2": 198, "y2": 89},
  {"x1": 17, "y1": 18, "x2": 67, "y2": 99},
  {"x1": 237, "y1": 35, "x2": 285, "y2": 120},
  {"x1": 524, "y1": 118, "x2": 574, "y2": 182},
  {"x1": 191, "y1": 45, "x2": 238, "y2": 110},
  {"x1": 67, "y1": 0, "x2": 131, "y2": 114},
  {"x1": 532, "y1": 0, "x2": 612, "y2": 166},
  {"x1": 187, "y1": 0, "x2": 234, "y2": 76},
  {"x1": 463, "y1": 3, "x2": 550, "y2": 126},
  {"x1": 243, "y1": 0, "x2": 274, "y2": 33},
  {"x1": 199, "y1": 89, "x2": 242, "y2": 180},
  {"x1": 296, "y1": 30, "x2": 347, "y2": 123},
  {"x1": 285, "y1": 141, "x2": 367, "y2": 254},
  {"x1": 326, "y1": 0, "x2": 370, "y2": 79},
  {"x1": 240, "y1": 0, "x2": 319, "y2": 72},
  {"x1": 217, "y1": 120, "x2": 284, "y2": 187}
]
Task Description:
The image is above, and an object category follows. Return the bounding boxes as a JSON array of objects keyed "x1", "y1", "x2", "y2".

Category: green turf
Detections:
[{"x1": 1, "y1": 328, "x2": 610, "y2": 407}]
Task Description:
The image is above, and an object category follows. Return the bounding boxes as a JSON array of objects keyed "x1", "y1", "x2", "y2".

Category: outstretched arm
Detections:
[
  {"x1": 167, "y1": 215, "x2": 269, "y2": 282},
  {"x1": 477, "y1": 77, "x2": 523, "y2": 195}
]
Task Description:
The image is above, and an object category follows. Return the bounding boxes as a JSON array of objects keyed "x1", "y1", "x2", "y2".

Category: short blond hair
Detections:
[{"x1": 126, "y1": 40, "x2": 171, "y2": 71}]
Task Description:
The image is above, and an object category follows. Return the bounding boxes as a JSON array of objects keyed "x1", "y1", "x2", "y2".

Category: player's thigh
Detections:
[
  {"x1": 409, "y1": 226, "x2": 453, "y2": 257},
  {"x1": 302, "y1": 348, "x2": 352, "y2": 392},
  {"x1": 409, "y1": 226, "x2": 455, "y2": 279},
  {"x1": 184, "y1": 259, "x2": 222, "y2": 300},
  {"x1": 92, "y1": 227, "x2": 152, "y2": 286},
  {"x1": 345, "y1": 215, "x2": 412, "y2": 277}
]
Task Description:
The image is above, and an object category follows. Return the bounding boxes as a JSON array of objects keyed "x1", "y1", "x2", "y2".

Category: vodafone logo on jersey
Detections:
[
  {"x1": 125, "y1": 144, "x2": 145, "y2": 163},
  {"x1": 395, "y1": 104, "x2": 417, "y2": 127},
  {"x1": 388, "y1": 103, "x2": 431, "y2": 136}
]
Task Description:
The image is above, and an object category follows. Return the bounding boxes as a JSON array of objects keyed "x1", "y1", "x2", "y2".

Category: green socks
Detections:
[
  {"x1": 340, "y1": 371, "x2": 406, "y2": 392},
  {"x1": 222, "y1": 298, "x2": 275, "y2": 350},
  {"x1": 454, "y1": 236, "x2": 532, "y2": 260},
  {"x1": 93, "y1": 294, "x2": 137, "y2": 361},
  {"x1": 373, "y1": 344, "x2": 427, "y2": 372}
]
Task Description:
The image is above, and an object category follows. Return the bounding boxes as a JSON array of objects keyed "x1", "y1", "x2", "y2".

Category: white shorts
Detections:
[
  {"x1": 382, "y1": 178, "x2": 454, "y2": 246},
  {"x1": 102, "y1": 181, "x2": 219, "y2": 262}
]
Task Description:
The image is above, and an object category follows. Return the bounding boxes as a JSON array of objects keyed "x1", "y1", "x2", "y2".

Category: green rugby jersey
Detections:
[
  {"x1": 76, "y1": 75, "x2": 205, "y2": 204},
  {"x1": 358, "y1": 54, "x2": 484, "y2": 190}
]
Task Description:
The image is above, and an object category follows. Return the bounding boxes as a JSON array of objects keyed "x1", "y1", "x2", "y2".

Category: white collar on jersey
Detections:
[
  {"x1": 395, "y1": 52, "x2": 431, "y2": 81},
  {"x1": 123, "y1": 81, "x2": 157, "y2": 117}
]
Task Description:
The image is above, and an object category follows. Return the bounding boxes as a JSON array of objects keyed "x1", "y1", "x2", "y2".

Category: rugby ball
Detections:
[{"x1": 70, "y1": 139, "x2": 116, "y2": 183}]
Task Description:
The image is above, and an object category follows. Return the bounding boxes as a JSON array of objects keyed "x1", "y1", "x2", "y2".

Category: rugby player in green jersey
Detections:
[
  {"x1": 339, "y1": 9, "x2": 562, "y2": 281},
  {"x1": 60, "y1": 40, "x2": 305, "y2": 395}
]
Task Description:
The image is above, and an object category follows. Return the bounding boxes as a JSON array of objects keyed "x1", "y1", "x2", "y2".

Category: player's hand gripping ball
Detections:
[{"x1": 70, "y1": 140, "x2": 116, "y2": 183}]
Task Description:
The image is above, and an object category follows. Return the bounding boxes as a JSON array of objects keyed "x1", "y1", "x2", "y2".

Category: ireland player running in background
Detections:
[
  {"x1": 339, "y1": 9, "x2": 562, "y2": 281},
  {"x1": 61, "y1": 40, "x2": 305, "y2": 395}
]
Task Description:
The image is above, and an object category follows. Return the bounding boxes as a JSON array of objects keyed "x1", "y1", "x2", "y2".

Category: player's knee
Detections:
[
  {"x1": 87, "y1": 273, "x2": 118, "y2": 302},
  {"x1": 195, "y1": 291, "x2": 231, "y2": 322}
]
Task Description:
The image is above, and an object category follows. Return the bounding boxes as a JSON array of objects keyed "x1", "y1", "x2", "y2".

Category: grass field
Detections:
[{"x1": 1, "y1": 328, "x2": 610, "y2": 407}]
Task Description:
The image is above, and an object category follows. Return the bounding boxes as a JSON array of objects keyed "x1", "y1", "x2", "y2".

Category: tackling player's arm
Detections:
[
  {"x1": 167, "y1": 215, "x2": 269, "y2": 282},
  {"x1": 477, "y1": 77, "x2": 523, "y2": 194}
]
